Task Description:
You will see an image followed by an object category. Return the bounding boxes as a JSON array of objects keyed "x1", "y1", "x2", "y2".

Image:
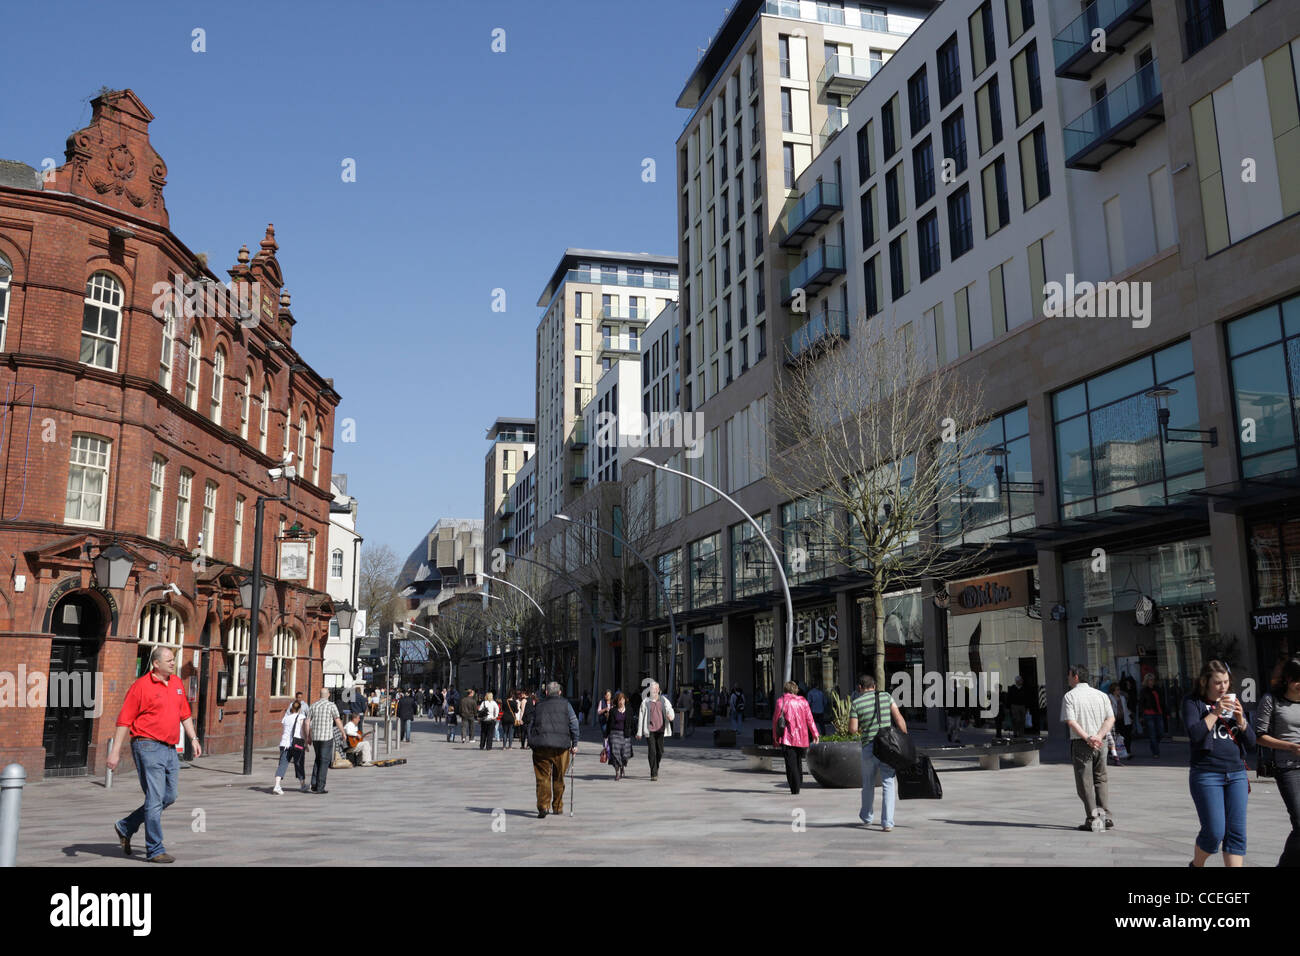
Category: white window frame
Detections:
[
  {"x1": 297, "y1": 415, "x2": 307, "y2": 469},
  {"x1": 312, "y1": 427, "x2": 321, "y2": 485},
  {"x1": 147, "y1": 454, "x2": 166, "y2": 539},
  {"x1": 137, "y1": 603, "x2": 184, "y2": 677},
  {"x1": 159, "y1": 297, "x2": 175, "y2": 390},
  {"x1": 175, "y1": 469, "x2": 193, "y2": 544},
  {"x1": 240, "y1": 371, "x2": 251, "y2": 440},
  {"x1": 233, "y1": 494, "x2": 245, "y2": 567},
  {"x1": 0, "y1": 254, "x2": 10, "y2": 352},
  {"x1": 330, "y1": 548, "x2": 344, "y2": 578},
  {"x1": 259, "y1": 381, "x2": 270, "y2": 453},
  {"x1": 226, "y1": 619, "x2": 251, "y2": 698},
  {"x1": 185, "y1": 331, "x2": 201, "y2": 410},
  {"x1": 271, "y1": 627, "x2": 297, "y2": 698},
  {"x1": 81, "y1": 273, "x2": 122, "y2": 371},
  {"x1": 65, "y1": 434, "x2": 111, "y2": 527},
  {"x1": 210, "y1": 347, "x2": 225, "y2": 423},
  {"x1": 201, "y1": 480, "x2": 218, "y2": 557}
]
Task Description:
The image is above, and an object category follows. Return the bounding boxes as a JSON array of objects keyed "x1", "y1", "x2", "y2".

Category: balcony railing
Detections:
[
  {"x1": 569, "y1": 420, "x2": 588, "y2": 448},
  {"x1": 780, "y1": 245, "x2": 846, "y2": 303},
  {"x1": 1053, "y1": 0, "x2": 1154, "y2": 80},
  {"x1": 499, "y1": 526, "x2": 515, "y2": 544},
  {"x1": 571, "y1": 464, "x2": 589, "y2": 484},
  {"x1": 779, "y1": 181, "x2": 843, "y2": 247},
  {"x1": 1063, "y1": 60, "x2": 1164, "y2": 170},
  {"x1": 817, "y1": 53, "x2": 880, "y2": 97},
  {"x1": 762, "y1": 1, "x2": 908, "y2": 34},
  {"x1": 564, "y1": 269, "x2": 678, "y2": 291},
  {"x1": 595, "y1": 305, "x2": 651, "y2": 321},
  {"x1": 818, "y1": 107, "x2": 851, "y2": 151},
  {"x1": 786, "y1": 310, "x2": 849, "y2": 363}
]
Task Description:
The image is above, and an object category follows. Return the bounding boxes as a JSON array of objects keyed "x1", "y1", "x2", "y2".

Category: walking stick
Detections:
[{"x1": 569, "y1": 743, "x2": 576, "y2": 817}]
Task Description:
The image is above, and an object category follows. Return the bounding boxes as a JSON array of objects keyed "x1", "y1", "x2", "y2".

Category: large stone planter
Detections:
[{"x1": 807, "y1": 741, "x2": 862, "y2": 788}]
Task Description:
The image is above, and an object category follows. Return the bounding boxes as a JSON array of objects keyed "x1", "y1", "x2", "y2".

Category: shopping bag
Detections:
[{"x1": 897, "y1": 754, "x2": 943, "y2": 799}]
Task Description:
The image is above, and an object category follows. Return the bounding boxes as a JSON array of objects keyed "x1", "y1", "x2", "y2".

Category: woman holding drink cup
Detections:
[{"x1": 1183, "y1": 660, "x2": 1256, "y2": 867}]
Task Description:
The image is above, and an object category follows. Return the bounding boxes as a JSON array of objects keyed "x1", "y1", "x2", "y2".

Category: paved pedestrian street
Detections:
[{"x1": 14, "y1": 719, "x2": 1293, "y2": 867}]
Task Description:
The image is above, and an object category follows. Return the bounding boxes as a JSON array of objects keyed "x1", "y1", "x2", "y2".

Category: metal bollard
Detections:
[
  {"x1": 0, "y1": 764, "x2": 26, "y2": 867},
  {"x1": 384, "y1": 718, "x2": 390, "y2": 755},
  {"x1": 105, "y1": 737, "x2": 114, "y2": 789}
]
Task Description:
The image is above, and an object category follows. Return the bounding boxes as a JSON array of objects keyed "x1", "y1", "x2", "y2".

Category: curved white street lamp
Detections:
[{"x1": 631, "y1": 456, "x2": 795, "y2": 685}]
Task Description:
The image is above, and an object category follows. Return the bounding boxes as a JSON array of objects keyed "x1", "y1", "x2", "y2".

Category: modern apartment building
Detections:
[
  {"x1": 610, "y1": 0, "x2": 1300, "y2": 733},
  {"x1": 675, "y1": 0, "x2": 937, "y2": 419},
  {"x1": 484, "y1": 416, "x2": 535, "y2": 552},
  {"x1": 533, "y1": 249, "x2": 678, "y2": 525},
  {"x1": 510, "y1": 454, "x2": 537, "y2": 555}
]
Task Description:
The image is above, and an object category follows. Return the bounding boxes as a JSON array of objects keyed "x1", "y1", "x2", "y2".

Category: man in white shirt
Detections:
[
  {"x1": 1061, "y1": 664, "x2": 1116, "y2": 831},
  {"x1": 343, "y1": 714, "x2": 373, "y2": 766}
]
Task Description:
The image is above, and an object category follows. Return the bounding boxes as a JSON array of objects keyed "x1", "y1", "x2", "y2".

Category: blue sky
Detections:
[{"x1": 3, "y1": 0, "x2": 725, "y2": 560}]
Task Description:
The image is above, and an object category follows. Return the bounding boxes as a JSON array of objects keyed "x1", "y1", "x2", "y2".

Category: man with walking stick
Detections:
[{"x1": 526, "y1": 682, "x2": 579, "y2": 818}]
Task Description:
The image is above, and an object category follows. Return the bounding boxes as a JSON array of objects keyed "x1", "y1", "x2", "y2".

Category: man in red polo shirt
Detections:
[{"x1": 107, "y1": 645, "x2": 201, "y2": 863}]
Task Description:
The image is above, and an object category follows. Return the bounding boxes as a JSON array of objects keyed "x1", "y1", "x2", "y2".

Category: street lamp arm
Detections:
[
  {"x1": 631, "y1": 456, "x2": 795, "y2": 685},
  {"x1": 500, "y1": 549, "x2": 601, "y2": 699}
]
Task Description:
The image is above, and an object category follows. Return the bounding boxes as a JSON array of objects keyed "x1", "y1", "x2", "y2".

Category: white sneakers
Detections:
[
  {"x1": 272, "y1": 785, "x2": 284, "y2": 795},
  {"x1": 1090, "y1": 807, "x2": 1106, "y2": 832}
]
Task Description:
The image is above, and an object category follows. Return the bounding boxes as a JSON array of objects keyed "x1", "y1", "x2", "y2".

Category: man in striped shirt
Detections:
[{"x1": 849, "y1": 673, "x2": 908, "y2": 831}]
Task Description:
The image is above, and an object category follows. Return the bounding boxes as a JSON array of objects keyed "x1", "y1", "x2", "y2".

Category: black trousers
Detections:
[
  {"x1": 480, "y1": 720, "x2": 495, "y2": 749},
  {"x1": 311, "y1": 740, "x2": 333, "y2": 791},
  {"x1": 646, "y1": 730, "x2": 665, "y2": 777},
  {"x1": 782, "y1": 745, "x2": 807, "y2": 794}
]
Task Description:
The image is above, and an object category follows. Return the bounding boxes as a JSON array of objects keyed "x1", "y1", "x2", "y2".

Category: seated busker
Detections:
[{"x1": 344, "y1": 713, "x2": 373, "y2": 765}]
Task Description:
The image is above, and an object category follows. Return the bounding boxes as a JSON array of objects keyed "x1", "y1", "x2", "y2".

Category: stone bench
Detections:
[
  {"x1": 741, "y1": 744, "x2": 783, "y2": 772},
  {"x1": 920, "y1": 738, "x2": 1043, "y2": 770}
]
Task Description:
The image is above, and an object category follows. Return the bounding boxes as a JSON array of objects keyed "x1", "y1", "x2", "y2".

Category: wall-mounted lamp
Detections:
[{"x1": 1144, "y1": 386, "x2": 1217, "y2": 446}]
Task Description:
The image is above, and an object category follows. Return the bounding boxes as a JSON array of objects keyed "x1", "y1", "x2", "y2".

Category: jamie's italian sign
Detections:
[{"x1": 947, "y1": 570, "x2": 1032, "y2": 616}]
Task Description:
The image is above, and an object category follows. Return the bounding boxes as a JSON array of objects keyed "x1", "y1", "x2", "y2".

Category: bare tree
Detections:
[
  {"x1": 483, "y1": 558, "x2": 551, "y2": 689},
  {"x1": 769, "y1": 317, "x2": 990, "y2": 688},
  {"x1": 358, "y1": 544, "x2": 406, "y2": 641}
]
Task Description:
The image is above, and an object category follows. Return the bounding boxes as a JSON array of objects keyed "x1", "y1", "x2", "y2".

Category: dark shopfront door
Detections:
[
  {"x1": 1256, "y1": 630, "x2": 1300, "y2": 688},
  {"x1": 42, "y1": 594, "x2": 104, "y2": 773}
]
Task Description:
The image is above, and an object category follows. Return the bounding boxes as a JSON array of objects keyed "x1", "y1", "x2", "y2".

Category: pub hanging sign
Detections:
[{"x1": 947, "y1": 570, "x2": 1033, "y2": 616}]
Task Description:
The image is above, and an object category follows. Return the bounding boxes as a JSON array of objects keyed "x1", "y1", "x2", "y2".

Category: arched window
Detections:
[
  {"x1": 185, "y1": 330, "x2": 202, "y2": 409},
  {"x1": 272, "y1": 627, "x2": 298, "y2": 697},
  {"x1": 330, "y1": 548, "x2": 344, "y2": 578},
  {"x1": 312, "y1": 426, "x2": 321, "y2": 485},
  {"x1": 210, "y1": 347, "x2": 226, "y2": 422},
  {"x1": 297, "y1": 414, "x2": 307, "y2": 469},
  {"x1": 137, "y1": 604, "x2": 184, "y2": 678},
  {"x1": 81, "y1": 272, "x2": 122, "y2": 370},
  {"x1": 226, "y1": 619, "x2": 250, "y2": 698},
  {"x1": 1, "y1": 254, "x2": 13, "y2": 352},
  {"x1": 259, "y1": 378, "x2": 270, "y2": 453},
  {"x1": 240, "y1": 370, "x2": 251, "y2": 440},
  {"x1": 159, "y1": 296, "x2": 175, "y2": 390}
]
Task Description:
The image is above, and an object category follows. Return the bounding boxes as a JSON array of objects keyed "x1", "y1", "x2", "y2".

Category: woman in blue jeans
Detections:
[
  {"x1": 1183, "y1": 659, "x2": 1256, "y2": 867},
  {"x1": 1255, "y1": 659, "x2": 1300, "y2": 867}
]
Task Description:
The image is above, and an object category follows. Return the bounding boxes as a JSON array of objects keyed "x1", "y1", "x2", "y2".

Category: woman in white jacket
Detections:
[
  {"x1": 636, "y1": 682, "x2": 676, "y2": 781},
  {"x1": 479, "y1": 692, "x2": 500, "y2": 751}
]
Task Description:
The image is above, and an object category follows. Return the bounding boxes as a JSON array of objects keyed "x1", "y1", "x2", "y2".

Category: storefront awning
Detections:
[
  {"x1": 1185, "y1": 468, "x2": 1300, "y2": 515},
  {"x1": 1007, "y1": 498, "x2": 1207, "y2": 552}
]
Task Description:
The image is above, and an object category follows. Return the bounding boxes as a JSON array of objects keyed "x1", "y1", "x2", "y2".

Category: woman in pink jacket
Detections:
[{"x1": 773, "y1": 681, "x2": 820, "y2": 794}]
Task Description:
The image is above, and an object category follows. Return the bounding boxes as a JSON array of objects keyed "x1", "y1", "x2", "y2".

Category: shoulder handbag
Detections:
[
  {"x1": 290, "y1": 714, "x2": 305, "y2": 752},
  {"x1": 871, "y1": 691, "x2": 917, "y2": 771},
  {"x1": 776, "y1": 699, "x2": 788, "y2": 735}
]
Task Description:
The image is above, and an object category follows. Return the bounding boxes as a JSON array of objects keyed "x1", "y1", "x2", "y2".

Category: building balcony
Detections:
[
  {"x1": 778, "y1": 181, "x2": 843, "y2": 248},
  {"x1": 786, "y1": 310, "x2": 849, "y2": 364},
  {"x1": 1063, "y1": 60, "x2": 1163, "y2": 171},
  {"x1": 817, "y1": 107, "x2": 851, "y2": 151},
  {"x1": 818, "y1": 53, "x2": 880, "y2": 98},
  {"x1": 499, "y1": 526, "x2": 515, "y2": 544},
  {"x1": 780, "y1": 245, "x2": 846, "y2": 304},
  {"x1": 565, "y1": 269, "x2": 678, "y2": 291},
  {"x1": 571, "y1": 464, "x2": 588, "y2": 485},
  {"x1": 595, "y1": 305, "x2": 652, "y2": 322},
  {"x1": 1053, "y1": 0, "x2": 1153, "y2": 80},
  {"x1": 569, "y1": 420, "x2": 587, "y2": 449},
  {"x1": 497, "y1": 500, "x2": 515, "y2": 520}
]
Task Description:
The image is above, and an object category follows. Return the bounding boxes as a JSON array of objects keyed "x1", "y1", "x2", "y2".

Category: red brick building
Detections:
[{"x1": 0, "y1": 90, "x2": 341, "y2": 779}]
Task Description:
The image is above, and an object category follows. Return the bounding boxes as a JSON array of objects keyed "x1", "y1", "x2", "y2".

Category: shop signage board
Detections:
[
  {"x1": 947, "y1": 570, "x2": 1032, "y2": 615},
  {"x1": 793, "y1": 606, "x2": 838, "y2": 646},
  {"x1": 1252, "y1": 609, "x2": 1290, "y2": 632}
]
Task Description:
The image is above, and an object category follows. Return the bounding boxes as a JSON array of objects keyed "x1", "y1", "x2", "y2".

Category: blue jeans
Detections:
[
  {"x1": 1275, "y1": 767, "x2": 1300, "y2": 867},
  {"x1": 117, "y1": 738, "x2": 179, "y2": 859},
  {"x1": 401, "y1": 718, "x2": 412, "y2": 742},
  {"x1": 275, "y1": 744, "x2": 306, "y2": 782},
  {"x1": 731, "y1": 710, "x2": 743, "y2": 732},
  {"x1": 859, "y1": 747, "x2": 896, "y2": 828},
  {"x1": 1142, "y1": 715, "x2": 1162, "y2": 756},
  {"x1": 446, "y1": 717, "x2": 456, "y2": 741},
  {"x1": 1189, "y1": 767, "x2": 1249, "y2": 856}
]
